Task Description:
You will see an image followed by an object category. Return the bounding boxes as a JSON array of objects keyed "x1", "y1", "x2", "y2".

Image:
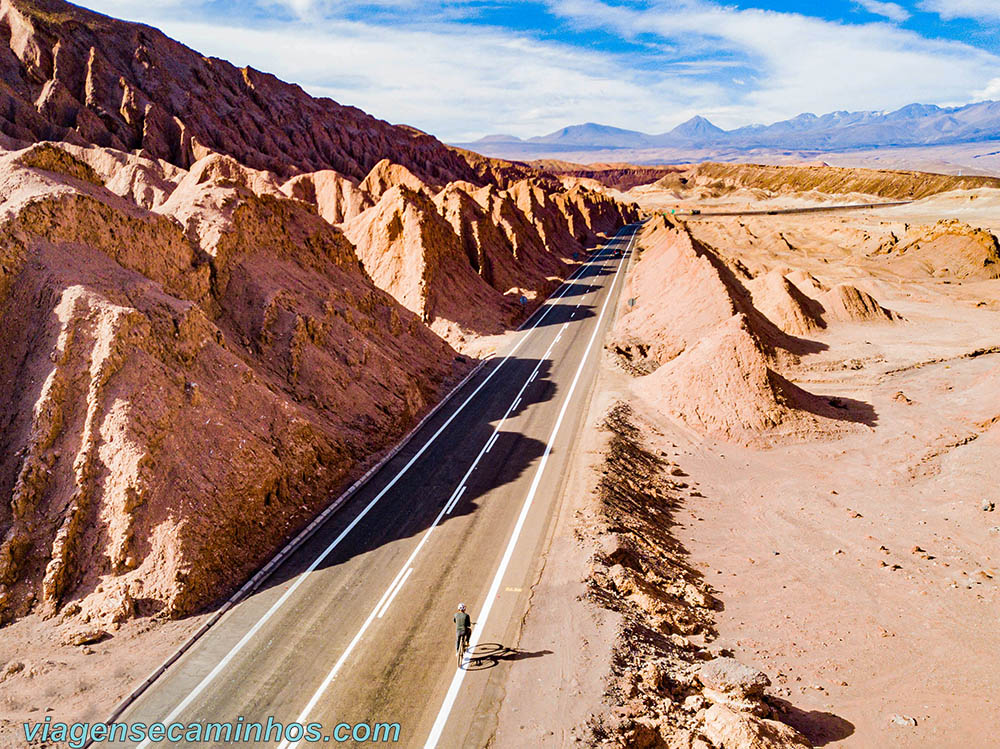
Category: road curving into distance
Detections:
[
  {"x1": 105, "y1": 223, "x2": 642, "y2": 749},
  {"x1": 675, "y1": 200, "x2": 911, "y2": 218}
]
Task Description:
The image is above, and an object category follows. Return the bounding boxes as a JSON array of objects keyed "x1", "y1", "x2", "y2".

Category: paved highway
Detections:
[
  {"x1": 107, "y1": 223, "x2": 641, "y2": 748},
  {"x1": 678, "y1": 200, "x2": 911, "y2": 217}
]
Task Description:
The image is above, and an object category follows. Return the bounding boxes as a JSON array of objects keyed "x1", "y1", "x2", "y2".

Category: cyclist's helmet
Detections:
[{"x1": 458, "y1": 603, "x2": 466, "y2": 611}]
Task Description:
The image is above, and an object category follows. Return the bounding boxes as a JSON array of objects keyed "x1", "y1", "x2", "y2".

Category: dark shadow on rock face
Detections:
[
  {"x1": 770, "y1": 698, "x2": 856, "y2": 746},
  {"x1": 787, "y1": 381, "x2": 879, "y2": 428},
  {"x1": 688, "y1": 233, "x2": 830, "y2": 358}
]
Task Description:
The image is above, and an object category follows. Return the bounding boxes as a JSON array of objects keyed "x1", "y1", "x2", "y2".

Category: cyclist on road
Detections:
[{"x1": 454, "y1": 603, "x2": 472, "y2": 665}]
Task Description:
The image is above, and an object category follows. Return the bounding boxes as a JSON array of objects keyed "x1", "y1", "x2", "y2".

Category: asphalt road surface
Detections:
[
  {"x1": 107, "y1": 223, "x2": 641, "y2": 749},
  {"x1": 679, "y1": 200, "x2": 910, "y2": 217}
]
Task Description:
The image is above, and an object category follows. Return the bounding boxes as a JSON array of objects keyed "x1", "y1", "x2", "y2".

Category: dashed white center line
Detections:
[
  {"x1": 377, "y1": 567, "x2": 413, "y2": 618},
  {"x1": 484, "y1": 433, "x2": 499, "y2": 453},
  {"x1": 444, "y1": 484, "x2": 467, "y2": 515},
  {"x1": 275, "y1": 234, "x2": 641, "y2": 749}
]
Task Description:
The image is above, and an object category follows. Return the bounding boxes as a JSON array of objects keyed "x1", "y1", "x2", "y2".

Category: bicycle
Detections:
[{"x1": 457, "y1": 628, "x2": 471, "y2": 665}]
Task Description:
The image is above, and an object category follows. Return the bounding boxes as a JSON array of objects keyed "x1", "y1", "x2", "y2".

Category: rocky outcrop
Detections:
[
  {"x1": 0, "y1": 0, "x2": 482, "y2": 184},
  {"x1": 582, "y1": 404, "x2": 812, "y2": 748},
  {"x1": 654, "y1": 162, "x2": 1000, "y2": 201},
  {"x1": 343, "y1": 183, "x2": 521, "y2": 341},
  {"x1": 746, "y1": 269, "x2": 826, "y2": 336},
  {"x1": 281, "y1": 170, "x2": 373, "y2": 224},
  {"x1": 344, "y1": 167, "x2": 638, "y2": 349},
  {"x1": 633, "y1": 315, "x2": 820, "y2": 445},
  {"x1": 0, "y1": 1, "x2": 641, "y2": 630},
  {"x1": 748, "y1": 269, "x2": 898, "y2": 332},
  {"x1": 610, "y1": 215, "x2": 790, "y2": 375},
  {"x1": 0, "y1": 144, "x2": 460, "y2": 626},
  {"x1": 529, "y1": 161, "x2": 681, "y2": 191},
  {"x1": 878, "y1": 219, "x2": 1000, "y2": 279},
  {"x1": 612, "y1": 216, "x2": 879, "y2": 445}
]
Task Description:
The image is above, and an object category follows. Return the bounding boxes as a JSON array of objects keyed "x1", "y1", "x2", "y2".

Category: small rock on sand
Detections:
[
  {"x1": 890, "y1": 714, "x2": 918, "y2": 727},
  {"x1": 61, "y1": 628, "x2": 108, "y2": 647},
  {"x1": 697, "y1": 657, "x2": 771, "y2": 699},
  {"x1": 702, "y1": 704, "x2": 811, "y2": 748}
]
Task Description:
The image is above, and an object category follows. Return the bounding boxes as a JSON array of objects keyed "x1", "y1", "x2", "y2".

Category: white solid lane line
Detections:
[
  {"x1": 484, "y1": 433, "x2": 499, "y2": 453},
  {"x1": 276, "y1": 231, "x2": 632, "y2": 749},
  {"x1": 134, "y1": 234, "x2": 623, "y2": 749},
  {"x1": 422, "y1": 229, "x2": 636, "y2": 749}
]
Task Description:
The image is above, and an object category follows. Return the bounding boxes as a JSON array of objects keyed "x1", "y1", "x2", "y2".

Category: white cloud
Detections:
[
  {"x1": 72, "y1": 0, "x2": 1000, "y2": 140},
  {"x1": 919, "y1": 0, "x2": 1000, "y2": 21},
  {"x1": 974, "y1": 77, "x2": 1000, "y2": 100},
  {"x1": 854, "y1": 0, "x2": 911, "y2": 22},
  {"x1": 153, "y1": 18, "x2": 702, "y2": 140},
  {"x1": 547, "y1": 0, "x2": 1000, "y2": 128}
]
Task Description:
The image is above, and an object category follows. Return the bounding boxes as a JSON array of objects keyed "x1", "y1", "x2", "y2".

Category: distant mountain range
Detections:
[{"x1": 456, "y1": 101, "x2": 1000, "y2": 160}]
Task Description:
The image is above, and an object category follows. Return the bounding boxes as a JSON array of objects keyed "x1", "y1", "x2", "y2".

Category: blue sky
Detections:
[{"x1": 77, "y1": 1, "x2": 1000, "y2": 141}]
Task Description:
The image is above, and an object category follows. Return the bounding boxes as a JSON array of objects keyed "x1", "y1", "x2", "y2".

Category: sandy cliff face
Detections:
[
  {"x1": 652, "y1": 162, "x2": 1000, "y2": 201},
  {"x1": 343, "y1": 166, "x2": 638, "y2": 349},
  {"x1": 0, "y1": 143, "x2": 461, "y2": 626}
]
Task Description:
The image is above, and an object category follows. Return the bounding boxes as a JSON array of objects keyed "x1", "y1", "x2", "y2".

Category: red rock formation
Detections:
[
  {"x1": 344, "y1": 167, "x2": 638, "y2": 349},
  {"x1": 0, "y1": 0, "x2": 482, "y2": 184},
  {"x1": 0, "y1": 143, "x2": 460, "y2": 625}
]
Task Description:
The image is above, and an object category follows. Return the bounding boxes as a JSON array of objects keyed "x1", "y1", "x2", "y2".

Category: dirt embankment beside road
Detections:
[{"x1": 582, "y1": 403, "x2": 813, "y2": 748}]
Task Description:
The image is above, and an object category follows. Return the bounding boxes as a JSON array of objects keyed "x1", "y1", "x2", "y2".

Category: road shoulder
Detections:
[{"x1": 489, "y1": 349, "x2": 629, "y2": 746}]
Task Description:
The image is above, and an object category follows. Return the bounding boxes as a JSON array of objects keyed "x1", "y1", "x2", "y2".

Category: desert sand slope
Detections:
[
  {"x1": 610, "y1": 215, "x2": 795, "y2": 374},
  {"x1": 611, "y1": 215, "x2": 897, "y2": 445},
  {"x1": 747, "y1": 268, "x2": 898, "y2": 333},
  {"x1": 633, "y1": 314, "x2": 845, "y2": 445},
  {"x1": 0, "y1": 0, "x2": 482, "y2": 184},
  {"x1": 0, "y1": 143, "x2": 460, "y2": 626},
  {"x1": 746, "y1": 269, "x2": 826, "y2": 336},
  {"x1": 877, "y1": 219, "x2": 1000, "y2": 279}
]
